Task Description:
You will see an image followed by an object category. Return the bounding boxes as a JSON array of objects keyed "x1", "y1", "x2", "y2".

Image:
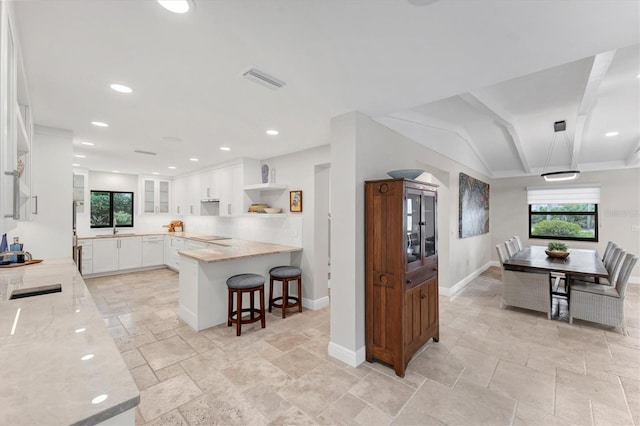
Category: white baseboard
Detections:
[
  {"x1": 439, "y1": 261, "x2": 496, "y2": 297},
  {"x1": 83, "y1": 265, "x2": 166, "y2": 279},
  {"x1": 303, "y1": 296, "x2": 330, "y2": 310},
  {"x1": 328, "y1": 341, "x2": 366, "y2": 367}
]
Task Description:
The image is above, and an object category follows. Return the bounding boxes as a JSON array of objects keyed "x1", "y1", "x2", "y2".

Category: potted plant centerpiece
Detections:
[{"x1": 546, "y1": 242, "x2": 570, "y2": 258}]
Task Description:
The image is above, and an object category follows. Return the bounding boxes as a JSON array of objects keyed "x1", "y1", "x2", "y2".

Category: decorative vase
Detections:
[
  {"x1": 270, "y1": 168, "x2": 276, "y2": 183},
  {"x1": 261, "y1": 164, "x2": 269, "y2": 184}
]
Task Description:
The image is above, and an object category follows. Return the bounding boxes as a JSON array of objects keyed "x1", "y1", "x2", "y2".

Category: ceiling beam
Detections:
[
  {"x1": 459, "y1": 92, "x2": 531, "y2": 174},
  {"x1": 573, "y1": 50, "x2": 617, "y2": 164},
  {"x1": 379, "y1": 111, "x2": 494, "y2": 177}
]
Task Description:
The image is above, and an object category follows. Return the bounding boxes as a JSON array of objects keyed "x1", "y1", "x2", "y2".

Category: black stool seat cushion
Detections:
[
  {"x1": 227, "y1": 273, "x2": 265, "y2": 289},
  {"x1": 270, "y1": 266, "x2": 302, "y2": 279}
]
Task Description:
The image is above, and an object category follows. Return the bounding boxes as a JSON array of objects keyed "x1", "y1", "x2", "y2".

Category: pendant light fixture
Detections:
[{"x1": 541, "y1": 120, "x2": 580, "y2": 182}]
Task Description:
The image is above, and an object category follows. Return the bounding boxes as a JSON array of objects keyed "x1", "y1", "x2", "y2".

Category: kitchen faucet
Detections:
[{"x1": 113, "y1": 217, "x2": 118, "y2": 235}]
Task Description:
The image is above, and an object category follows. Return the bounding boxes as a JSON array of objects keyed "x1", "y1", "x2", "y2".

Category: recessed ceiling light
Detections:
[
  {"x1": 91, "y1": 121, "x2": 109, "y2": 127},
  {"x1": 168, "y1": 166, "x2": 177, "y2": 169},
  {"x1": 72, "y1": 163, "x2": 80, "y2": 167},
  {"x1": 109, "y1": 83, "x2": 132, "y2": 94},
  {"x1": 266, "y1": 129, "x2": 279, "y2": 136},
  {"x1": 81, "y1": 354, "x2": 94, "y2": 361},
  {"x1": 74, "y1": 154, "x2": 86, "y2": 158},
  {"x1": 112, "y1": 171, "x2": 120, "y2": 173},
  {"x1": 189, "y1": 158, "x2": 199, "y2": 162},
  {"x1": 81, "y1": 141, "x2": 94, "y2": 146},
  {"x1": 605, "y1": 131, "x2": 619, "y2": 137},
  {"x1": 157, "y1": 0, "x2": 190, "y2": 14},
  {"x1": 152, "y1": 172, "x2": 159, "y2": 175},
  {"x1": 220, "y1": 146, "x2": 231, "y2": 151}
]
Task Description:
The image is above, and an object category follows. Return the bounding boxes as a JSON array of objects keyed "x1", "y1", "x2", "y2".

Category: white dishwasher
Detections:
[{"x1": 142, "y1": 235, "x2": 165, "y2": 267}]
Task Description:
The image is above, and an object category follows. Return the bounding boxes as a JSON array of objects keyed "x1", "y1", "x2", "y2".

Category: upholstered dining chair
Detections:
[
  {"x1": 513, "y1": 236, "x2": 524, "y2": 251},
  {"x1": 505, "y1": 239, "x2": 519, "y2": 258},
  {"x1": 569, "y1": 252, "x2": 638, "y2": 335},
  {"x1": 496, "y1": 244, "x2": 552, "y2": 320},
  {"x1": 601, "y1": 241, "x2": 616, "y2": 261}
]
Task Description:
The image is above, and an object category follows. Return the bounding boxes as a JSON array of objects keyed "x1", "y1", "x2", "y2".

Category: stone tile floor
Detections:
[{"x1": 85, "y1": 267, "x2": 640, "y2": 425}]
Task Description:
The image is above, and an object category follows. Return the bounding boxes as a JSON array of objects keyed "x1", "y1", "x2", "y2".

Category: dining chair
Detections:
[
  {"x1": 496, "y1": 243, "x2": 509, "y2": 265},
  {"x1": 569, "y1": 252, "x2": 638, "y2": 335},
  {"x1": 572, "y1": 246, "x2": 624, "y2": 286},
  {"x1": 601, "y1": 241, "x2": 616, "y2": 261},
  {"x1": 513, "y1": 236, "x2": 524, "y2": 251},
  {"x1": 497, "y1": 244, "x2": 552, "y2": 319},
  {"x1": 505, "y1": 239, "x2": 519, "y2": 257}
]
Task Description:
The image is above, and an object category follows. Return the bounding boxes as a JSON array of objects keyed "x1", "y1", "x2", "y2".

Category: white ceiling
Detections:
[{"x1": 13, "y1": 0, "x2": 640, "y2": 179}]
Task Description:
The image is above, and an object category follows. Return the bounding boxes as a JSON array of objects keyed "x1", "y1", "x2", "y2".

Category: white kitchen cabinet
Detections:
[
  {"x1": 92, "y1": 236, "x2": 142, "y2": 274},
  {"x1": 164, "y1": 235, "x2": 185, "y2": 271},
  {"x1": 201, "y1": 169, "x2": 221, "y2": 200},
  {"x1": 142, "y1": 235, "x2": 164, "y2": 267},
  {"x1": 171, "y1": 177, "x2": 187, "y2": 215},
  {"x1": 140, "y1": 177, "x2": 170, "y2": 215},
  {"x1": 185, "y1": 174, "x2": 201, "y2": 215},
  {"x1": 78, "y1": 239, "x2": 93, "y2": 275},
  {"x1": 92, "y1": 238, "x2": 118, "y2": 273},
  {"x1": 1, "y1": 2, "x2": 31, "y2": 234}
]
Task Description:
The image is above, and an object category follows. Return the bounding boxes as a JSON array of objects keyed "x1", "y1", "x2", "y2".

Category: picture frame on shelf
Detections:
[{"x1": 289, "y1": 190, "x2": 302, "y2": 212}]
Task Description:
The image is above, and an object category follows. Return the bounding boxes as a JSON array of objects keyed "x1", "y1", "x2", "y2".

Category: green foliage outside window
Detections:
[
  {"x1": 90, "y1": 191, "x2": 134, "y2": 228},
  {"x1": 529, "y1": 203, "x2": 597, "y2": 242}
]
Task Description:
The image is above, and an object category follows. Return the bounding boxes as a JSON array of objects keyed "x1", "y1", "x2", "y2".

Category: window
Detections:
[
  {"x1": 90, "y1": 191, "x2": 134, "y2": 228},
  {"x1": 527, "y1": 186, "x2": 599, "y2": 242}
]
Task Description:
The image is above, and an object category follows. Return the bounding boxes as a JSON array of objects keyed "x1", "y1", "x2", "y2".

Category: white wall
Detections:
[
  {"x1": 13, "y1": 126, "x2": 72, "y2": 259},
  {"x1": 491, "y1": 168, "x2": 640, "y2": 281},
  {"x1": 329, "y1": 111, "x2": 494, "y2": 366}
]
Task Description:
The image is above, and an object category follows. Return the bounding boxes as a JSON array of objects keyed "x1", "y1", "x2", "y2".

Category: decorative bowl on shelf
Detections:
[
  {"x1": 545, "y1": 250, "x2": 570, "y2": 259},
  {"x1": 263, "y1": 208, "x2": 282, "y2": 214},
  {"x1": 387, "y1": 169, "x2": 424, "y2": 179}
]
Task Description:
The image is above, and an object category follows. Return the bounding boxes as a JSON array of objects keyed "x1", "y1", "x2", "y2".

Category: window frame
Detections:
[
  {"x1": 528, "y1": 204, "x2": 598, "y2": 242},
  {"x1": 90, "y1": 190, "x2": 135, "y2": 229}
]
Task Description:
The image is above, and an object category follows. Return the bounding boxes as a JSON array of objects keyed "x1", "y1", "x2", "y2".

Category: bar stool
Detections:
[
  {"x1": 269, "y1": 266, "x2": 302, "y2": 318},
  {"x1": 226, "y1": 273, "x2": 266, "y2": 336}
]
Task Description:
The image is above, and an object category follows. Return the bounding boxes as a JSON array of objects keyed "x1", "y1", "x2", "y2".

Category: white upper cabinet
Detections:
[
  {"x1": 140, "y1": 176, "x2": 170, "y2": 215},
  {"x1": 200, "y1": 169, "x2": 221, "y2": 200},
  {"x1": 1, "y1": 2, "x2": 32, "y2": 234}
]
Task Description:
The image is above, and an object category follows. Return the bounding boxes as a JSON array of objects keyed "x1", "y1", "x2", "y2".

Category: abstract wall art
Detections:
[{"x1": 459, "y1": 172, "x2": 490, "y2": 238}]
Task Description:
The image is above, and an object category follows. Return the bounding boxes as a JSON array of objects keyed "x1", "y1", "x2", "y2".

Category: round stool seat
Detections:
[
  {"x1": 269, "y1": 266, "x2": 302, "y2": 279},
  {"x1": 227, "y1": 273, "x2": 265, "y2": 289},
  {"x1": 268, "y1": 266, "x2": 303, "y2": 318}
]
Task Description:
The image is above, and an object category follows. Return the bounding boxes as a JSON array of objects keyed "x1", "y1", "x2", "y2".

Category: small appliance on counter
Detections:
[
  {"x1": 0, "y1": 234, "x2": 37, "y2": 267},
  {"x1": 163, "y1": 220, "x2": 184, "y2": 232}
]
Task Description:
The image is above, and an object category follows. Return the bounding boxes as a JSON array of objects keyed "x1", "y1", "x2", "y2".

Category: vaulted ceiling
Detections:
[{"x1": 13, "y1": 0, "x2": 640, "y2": 178}]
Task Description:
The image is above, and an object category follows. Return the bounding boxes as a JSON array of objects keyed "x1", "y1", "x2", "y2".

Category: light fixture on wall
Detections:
[{"x1": 541, "y1": 120, "x2": 581, "y2": 182}]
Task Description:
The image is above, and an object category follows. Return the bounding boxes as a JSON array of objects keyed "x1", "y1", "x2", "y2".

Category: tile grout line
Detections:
[{"x1": 616, "y1": 374, "x2": 636, "y2": 426}]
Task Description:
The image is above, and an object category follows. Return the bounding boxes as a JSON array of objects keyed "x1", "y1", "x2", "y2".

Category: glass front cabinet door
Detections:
[{"x1": 405, "y1": 187, "x2": 437, "y2": 272}]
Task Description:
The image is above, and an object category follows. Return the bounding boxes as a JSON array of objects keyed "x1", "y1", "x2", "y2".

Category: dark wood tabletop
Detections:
[{"x1": 503, "y1": 245, "x2": 608, "y2": 277}]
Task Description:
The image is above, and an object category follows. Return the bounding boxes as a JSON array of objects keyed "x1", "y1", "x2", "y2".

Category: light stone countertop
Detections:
[
  {"x1": 177, "y1": 239, "x2": 302, "y2": 263},
  {"x1": 77, "y1": 231, "x2": 226, "y2": 240},
  {"x1": 0, "y1": 259, "x2": 139, "y2": 425}
]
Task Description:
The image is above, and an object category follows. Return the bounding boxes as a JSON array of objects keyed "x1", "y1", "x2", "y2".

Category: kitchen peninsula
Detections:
[
  {"x1": 178, "y1": 239, "x2": 302, "y2": 331},
  {"x1": 0, "y1": 259, "x2": 139, "y2": 425}
]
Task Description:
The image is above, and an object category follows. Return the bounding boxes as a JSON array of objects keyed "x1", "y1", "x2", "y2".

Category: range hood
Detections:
[{"x1": 201, "y1": 198, "x2": 220, "y2": 203}]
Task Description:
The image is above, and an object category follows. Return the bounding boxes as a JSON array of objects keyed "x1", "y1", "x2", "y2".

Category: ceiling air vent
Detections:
[
  {"x1": 242, "y1": 67, "x2": 286, "y2": 90},
  {"x1": 134, "y1": 149, "x2": 157, "y2": 156}
]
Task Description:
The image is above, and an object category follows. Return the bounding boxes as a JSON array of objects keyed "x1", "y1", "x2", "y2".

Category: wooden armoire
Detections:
[{"x1": 365, "y1": 178, "x2": 439, "y2": 377}]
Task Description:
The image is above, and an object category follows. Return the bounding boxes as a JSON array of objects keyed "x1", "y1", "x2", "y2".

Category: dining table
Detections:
[{"x1": 503, "y1": 245, "x2": 608, "y2": 278}]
